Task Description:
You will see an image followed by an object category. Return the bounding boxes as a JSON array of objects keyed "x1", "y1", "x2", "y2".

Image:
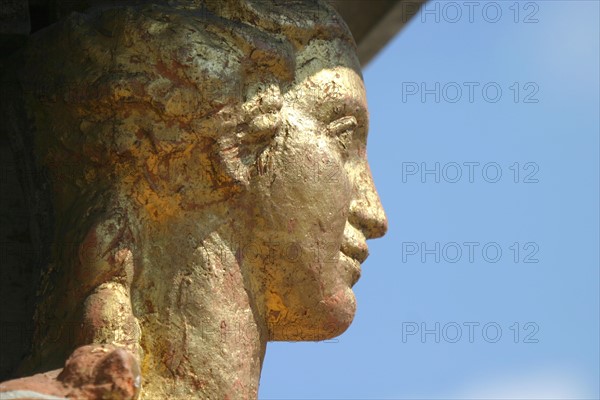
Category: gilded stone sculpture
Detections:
[{"x1": 0, "y1": 1, "x2": 387, "y2": 398}]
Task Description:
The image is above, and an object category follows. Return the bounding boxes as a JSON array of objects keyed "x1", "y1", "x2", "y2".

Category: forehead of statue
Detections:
[
  {"x1": 293, "y1": 38, "x2": 362, "y2": 82},
  {"x1": 286, "y1": 66, "x2": 367, "y2": 126}
]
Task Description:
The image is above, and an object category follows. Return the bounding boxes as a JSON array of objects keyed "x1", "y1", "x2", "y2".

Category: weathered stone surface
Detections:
[
  {"x1": 0, "y1": 344, "x2": 140, "y2": 399},
  {"x1": 0, "y1": 1, "x2": 387, "y2": 398}
]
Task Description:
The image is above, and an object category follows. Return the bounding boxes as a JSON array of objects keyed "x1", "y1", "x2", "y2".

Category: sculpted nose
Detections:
[{"x1": 348, "y1": 162, "x2": 388, "y2": 239}]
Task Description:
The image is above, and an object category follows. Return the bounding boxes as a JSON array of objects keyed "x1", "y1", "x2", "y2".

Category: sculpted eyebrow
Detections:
[{"x1": 323, "y1": 97, "x2": 367, "y2": 120}]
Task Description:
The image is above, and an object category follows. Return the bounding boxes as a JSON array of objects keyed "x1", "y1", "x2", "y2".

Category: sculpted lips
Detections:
[
  {"x1": 341, "y1": 223, "x2": 369, "y2": 263},
  {"x1": 340, "y1": 223, "x2": 369, "y2": 286}
]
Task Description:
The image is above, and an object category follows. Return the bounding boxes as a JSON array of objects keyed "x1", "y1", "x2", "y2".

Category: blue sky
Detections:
[{"x1": 259, "y1": 1, "x2": 599, "y2": 399}]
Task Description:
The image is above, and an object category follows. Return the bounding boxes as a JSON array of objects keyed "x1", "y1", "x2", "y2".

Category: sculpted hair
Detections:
[{"x1": 9, "y1": 0, "x2": 357, "y2": 190}]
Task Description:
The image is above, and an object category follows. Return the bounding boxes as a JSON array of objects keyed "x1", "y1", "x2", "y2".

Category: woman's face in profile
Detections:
[
  {"x1": 16, "y1": 2, "x2": 388, "y2": 345},
  {"x1": 236, "y1": 45, "x2": 388, "y2": 341}
]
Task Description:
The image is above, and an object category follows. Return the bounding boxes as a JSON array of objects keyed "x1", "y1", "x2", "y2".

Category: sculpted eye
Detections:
[
  {"x1": 326, "y1": 116, "x2": 357, "y2": 151},
  {"x1": 326, "y1": 116, "x2": 357, "y2": 137}
]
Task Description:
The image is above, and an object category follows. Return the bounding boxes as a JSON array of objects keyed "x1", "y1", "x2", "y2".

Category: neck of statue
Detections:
[{"x1": 133, "y1": 221, "x2": 267, "y2": 399}]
